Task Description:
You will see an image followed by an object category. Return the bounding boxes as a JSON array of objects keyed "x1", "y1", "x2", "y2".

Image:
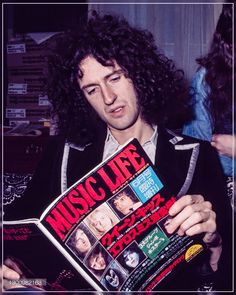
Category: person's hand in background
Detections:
[{"x1": 211, "y1": 134, "x2": 236, "y2": 157}]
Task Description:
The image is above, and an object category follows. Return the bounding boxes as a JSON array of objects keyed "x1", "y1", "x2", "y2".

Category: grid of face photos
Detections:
[{"x1": 65, "y1": 185, "x2": 152, "y2": 290}]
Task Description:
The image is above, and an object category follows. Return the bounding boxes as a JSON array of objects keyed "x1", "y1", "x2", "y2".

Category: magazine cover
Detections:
[{"x1": 4, "y1": 138, "x2": 205, "y2": 291}]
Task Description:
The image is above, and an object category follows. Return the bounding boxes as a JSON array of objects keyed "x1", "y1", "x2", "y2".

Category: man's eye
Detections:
[
  {"x1": 87, "y1": 88, "x2": 96, "y2": 95},
  {"x1": 110, "y1": 75, "x2": 121, "y2": 82}
]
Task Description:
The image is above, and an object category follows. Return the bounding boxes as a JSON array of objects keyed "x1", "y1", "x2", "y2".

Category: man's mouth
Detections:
[
  {"x1": 108, "y1": 106, "x2": 124, "y2": 113},
  {"x1": 112, "y1": 107, "x2": 123, "y2": 112},
  {"x1": 108, "y1": 106, "x2": 125, "y2": 115}
]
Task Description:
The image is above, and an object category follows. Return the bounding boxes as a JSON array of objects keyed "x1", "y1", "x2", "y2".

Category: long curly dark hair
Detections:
[
  {"x1": 196, "y1": 4, "x2": 233, "y2": 133},
  {"x1": 48, "y1": 11, "x2": 192, "y2": 145}
]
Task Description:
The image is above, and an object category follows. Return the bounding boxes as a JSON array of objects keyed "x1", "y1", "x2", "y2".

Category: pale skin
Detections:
[
  {"x1": 1, "y1": 55, "x2": 222, "y2": 289},
  {"x1": 114, "y1": 193, "x2": 142, "y2": 215},
  {"x1": 75, "y1": 229, "x2": 92, "y2": 254},
  {"x1": 211, "y1": 134, "x2": 236, "y2": 158},
  {"x1": 2, "y1": 258, "x2": 44, "y2": 290},
  {"x1": 88, "y1": 209, "x2": 113, "y2": 235},
  {"x1": 2, "y1": 260, "x2": 24, "y2": 290},
  {"x1": 89, "y1": 252, "x2": 107, "y2": 271}
]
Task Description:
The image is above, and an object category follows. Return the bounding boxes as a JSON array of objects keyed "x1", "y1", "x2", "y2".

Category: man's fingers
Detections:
[
  {"x1": 184, "y1": 211, "x2": 217, "y2": 236},
  {"x1": 167, "y1": 200, "x2": 212, "y2": 234},
  {"x1": 1, "y1": 265, "x2": 28, "y2": 290},
  {"x1": 4, "y1": 257, "x2": 23, "y2": 277},
  {"x1": 203, "y1": 232, "x2": 223, "y2": 272},
  {"x1": 166, "y1": 193, "x2": 220, "y2": 273},
  {"x1": 180, "y1": 210, "x2": 215, "y2": 236},
  {"x1": 208, "y1": 245, "x2": 222, "y2": 272},
  {"x1": 2, "y1": 265, "x2": 21, "y2": 280},
  {"x1": 169, "y1": 194, "x2": 205, "y2": 216},
  {"x1": 203, "y1": 232, "x2": 220, "y2": 244},
  {"x1": 169, "y1": 210, "x2": 213, "y2": 235}
]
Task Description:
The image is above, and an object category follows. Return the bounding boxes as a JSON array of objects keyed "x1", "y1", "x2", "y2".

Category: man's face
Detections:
[
  {"x1": 114, "y1": 193, "x2": 134, "y2": 214},
  {"x1": 90, "y1": 210, "x2": 113, "y2": 233},
  {"x1": 75, "y1": 229, "x2": 91, "y2": 253},
  {"x1": 78, "y1": 55, "x2": 141, "y2": 132},
  {"x1": 89, "y1": 252, "x2": 106, "y2": 270},
  {"x1": 124, "y1": 251, "x2": 140, "y2": 268}
]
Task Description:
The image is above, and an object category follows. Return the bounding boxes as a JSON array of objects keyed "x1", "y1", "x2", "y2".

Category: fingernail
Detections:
[
  {"x1": 177, "y1": 229, "x2": 184, "y2": 236},
  {"x1": 165, "y1": 224, "x2": 173, "y2": 233},
  {"x1": 168, "y1": 208, "x2": 174, "y2": 216}
]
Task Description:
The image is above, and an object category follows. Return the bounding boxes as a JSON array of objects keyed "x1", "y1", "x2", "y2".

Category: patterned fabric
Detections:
[
  {"x1": 3, "y1": 173, "x2": 32, "y2": 206},
  {"x1": 226, "y1": 176, "x2": 235, "y2": 211}
]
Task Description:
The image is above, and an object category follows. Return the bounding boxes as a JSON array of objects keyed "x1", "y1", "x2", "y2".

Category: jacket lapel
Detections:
[
  {"x1": 155, "y1": 128, "x2": 200, "y2": 198},
  {"x1": 62, "y1": 129, "x2": 107, "y2": 190}
]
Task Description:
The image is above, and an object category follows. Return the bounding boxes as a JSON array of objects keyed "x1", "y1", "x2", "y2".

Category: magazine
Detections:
[{"x1": 3, "y1": 138, "x2": 205, "y2": 291}]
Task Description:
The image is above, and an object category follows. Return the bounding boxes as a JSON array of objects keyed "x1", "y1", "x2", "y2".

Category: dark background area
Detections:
[{"x1": 6, "y1": 3, "x2": 88, "y2": 33}]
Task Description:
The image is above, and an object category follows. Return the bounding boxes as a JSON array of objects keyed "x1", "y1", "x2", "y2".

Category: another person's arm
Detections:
[
  {"x1": 183, "y1": 68, "x2": 213, "y2": 141},
  {"x1": 211, "y1": 134, "x2": 236, "y2": 158}
]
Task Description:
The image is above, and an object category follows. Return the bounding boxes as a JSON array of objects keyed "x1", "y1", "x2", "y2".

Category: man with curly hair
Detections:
[{"x1": 3, "y1": 12, "x2": 232, "y2": 292}]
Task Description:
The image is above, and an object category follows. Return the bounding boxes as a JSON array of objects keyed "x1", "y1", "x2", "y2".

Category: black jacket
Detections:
[{"x1": 4, "y1": 128, "x2": 232, "y2": 291}]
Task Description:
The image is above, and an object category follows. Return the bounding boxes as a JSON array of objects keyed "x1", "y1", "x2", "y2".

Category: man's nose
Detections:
[{"x1": 102, "y1": 85, "x2": 117, "y2": 105}]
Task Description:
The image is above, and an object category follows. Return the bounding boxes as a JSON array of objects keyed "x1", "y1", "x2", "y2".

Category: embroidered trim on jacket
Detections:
[
  {"x1": 61, "y1": 143, "x2": 70, "y2": 192},
  {"x1": 175, "y1": 143, "x2": 200, "y2": 198}
]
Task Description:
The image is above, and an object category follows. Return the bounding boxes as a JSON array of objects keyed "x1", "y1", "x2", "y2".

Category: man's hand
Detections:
[
  {"x1": 165, "y1": 194, "x2": 222, "y2": 271},
  {"x1": 1, "y1": 261, "x2": 25, "y2": 290},
  {"x1": 211, "y1": 134, "x2": 236, "y2": 158},
  {"x1": 1, "y1": 258, "x2": 45, "y2": 291}
]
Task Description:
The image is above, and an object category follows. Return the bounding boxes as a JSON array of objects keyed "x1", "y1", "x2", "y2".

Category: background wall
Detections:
[
  {"x1": 88, "y1": 3, "x2": 223, "y2": 80},
  {"x1": 3, "y1": 2, "x2": 224, "y2": 128},
  {"x1": 3, "y1": 3, "x2": 88, "y2": 127}
]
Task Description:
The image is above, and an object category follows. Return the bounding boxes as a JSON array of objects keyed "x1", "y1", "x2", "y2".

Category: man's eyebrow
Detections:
[
  {"x1": 81, "y1": 69, "x2": 124, "y2": 90},
  {"x1": 104, "y1": 69, "x2": 123, "y2": 80},
  {"x1": 81, "y1": 83, "x2": 97, "y2": 91}
]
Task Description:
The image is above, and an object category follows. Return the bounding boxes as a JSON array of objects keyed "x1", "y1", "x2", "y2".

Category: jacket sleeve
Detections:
[{"x1": 193, "y1": 141, "x2": 232, "y2": 290}]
